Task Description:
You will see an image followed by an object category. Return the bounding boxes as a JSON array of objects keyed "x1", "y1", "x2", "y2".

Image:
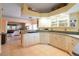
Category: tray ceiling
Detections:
[{"x1": 26, "y1": 3, "x2": 67, "y2": 13}]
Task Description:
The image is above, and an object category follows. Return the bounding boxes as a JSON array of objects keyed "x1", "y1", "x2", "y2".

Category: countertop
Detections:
[
  {"x1": 22, "y1": 30, "x2": 79, "y2": 39},
  {"x1": 38, "y1": 30, "x2": 79, "y2": 39},
  {"x1": 67, "y1": 34, "x2": 79, "y2": 39}
]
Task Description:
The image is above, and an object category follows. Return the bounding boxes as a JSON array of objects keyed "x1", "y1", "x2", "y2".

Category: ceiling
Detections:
[
  {"x1": 2, "y1": 3, "x2": 79, "y2": 19},
  {"x1": 2, "y1": 3, "x2": 66, "y2": 18},
  {"x1": 26, "y1": 3, "x2": 67, "y2": 13}
]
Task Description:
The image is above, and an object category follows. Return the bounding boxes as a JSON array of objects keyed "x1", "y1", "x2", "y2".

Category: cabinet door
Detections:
[
  {"x1": 72, "y1": 38, "x2": 79, "y2": 47},
  {"x1": 50, "y1": 33, "x2": 62, "y2": 48},
  {"x1": 56, "y1": 34, "x2": 66, "y2": 50},
  {"x1": 49, "y1": 33, "x2": 54, "y2": 45},
  {"x1": 49, "y1": 33, "x2": 58, "y2": 46},
  {"x1": 40, "y1": 32, "x2": 49, "y2": 44},
  {"x1": 49, "y1": 33, "x2": 73, "y2": 55},
  {"x1": 23, "y1": 33, "x2": 40, "y2": 47},
  {"x1": 23, "y1": 34, "x2": 32, "y2": 46},
  {"x1": 31, "y1": 33, "x2": 40, "y2": 44},
  {"x1": 64, "y1": 36, "x2": 73, "y2": 54}
]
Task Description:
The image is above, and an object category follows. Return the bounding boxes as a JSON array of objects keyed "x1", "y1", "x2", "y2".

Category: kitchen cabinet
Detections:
[
  {"x1": 23, "y1": 33, "x2": 40, "y2": 47},
  {"x1": 55, "y1": 34, "x2": 66, "y2": 50},
  {"x1": 22, "y1": 31, "x2": 79, "y2": 55},
  {"x1": 72, "y1": 38, "x2": 79, "y2": 47},
  {"x1": 49, "y1": 33, "x2": 73, "y2": 55},
  {"x1": 64, "y1": 35, "x2": 79, "y2": 55},
  {"x1": 49, "y1": 33, "x2": 58, "y2": 46},
  {"x1": 63, "y1": 36, "x2": 73, "y2": 55},
  {"x1": 40, "y1": 32, "x2": 50, "y2": 44}
]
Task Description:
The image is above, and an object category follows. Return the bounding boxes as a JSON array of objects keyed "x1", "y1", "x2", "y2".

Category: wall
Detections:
[
  {"x1": 2, "y1": 3, "x2": 21, "y2": 18},
  {"x1": 5, "y1": 17, "x2": 28, "y2": 23},
  {"x1": 0, "y1": 3, "x2": 2, "y2": 54},
  {"x1": 0, "y1": 18, "x2": 7, "y2": 33},
  {"x1": 49, "y1": 4, "x2": 75, "y2": 16},
  {"x1": 39, "y1": 18, "x2": 51, "y2": 28},
  {"x1": 38, "y1": 12, "x2": 79, "y2": 32},
  {"x1": 4, "y1": 17, "x2": 38, "y2": 31},
  {"x1": 38, "y1": 13, "x2": 70, "y2": 31},
  {"x1": 25, "y1": 19, "x2": 38, "y2": 30},
  {"x1": 67, "y1": 12, "x2": 79, "y2": 32},
  {"x1": 1, "y1": 18, "x2": 7, "y2": 33},
  {"x1": 22, "y1": 3, "x2": 79, "y2": 32},
  {"x1": 0, "y1": 4, "x2": 2, "y2": 32},
  {"x1": 67, "y1": 4, "x2": 79, "y2": 14},
  {"x1": 50, "y1": 4, "x2": 79, "y2": 32},
  {"x1": 22, "y1": 4, "x2": 40, "y2": 17}
]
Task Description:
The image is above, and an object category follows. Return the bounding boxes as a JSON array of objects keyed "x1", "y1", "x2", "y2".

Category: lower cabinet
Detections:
[
  {"x1": 22, "y1": 32, "x2": 78, "y2": 55},
  {"x1": 23, "y1": 33, "x2": 40, "y2": 47},
  {"x1": 40, "y1": 32, "x2": 50, "y2": 44},
  {"x1": 49, "y1": 33, "x2": 73, "y2": 55},
  {"x1": 64, "y1": 36, "x2": 73, "y2": 55},
  {"x1": 72, "y1": 38, "x2": 79, "y2": 47},
  {"x1": 65, "y1": 36, "x2": 79, "y2": 55},
  {"x1": 49, "y1": 33, "x2": 58, "y2": 47}
]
